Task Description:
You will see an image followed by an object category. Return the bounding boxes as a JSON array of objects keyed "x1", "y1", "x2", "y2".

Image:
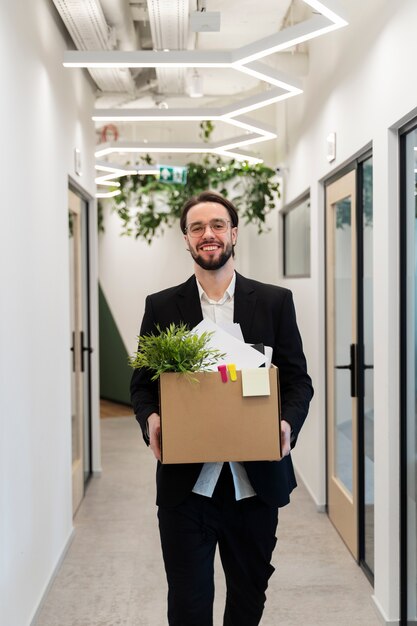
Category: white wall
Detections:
[
  {"x1": 273, "y1": 0, "x2": 417, "y2": 622},
  {"x1": 99, "y1": 208, "x2": 194, "y2": 355},
  {"x1": 0, "y1": 1, "x2": 96, "y2": 624}
]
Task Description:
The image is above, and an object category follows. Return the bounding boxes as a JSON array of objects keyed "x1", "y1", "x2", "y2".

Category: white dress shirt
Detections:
[{"x1": 192, "y1": 272, "x2": 256, "y2": 501}]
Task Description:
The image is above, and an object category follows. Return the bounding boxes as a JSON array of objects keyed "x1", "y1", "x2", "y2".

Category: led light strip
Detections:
[
  {"x1": 94, "y1": 162, "x2": 159, "y2": 197},
  {"x1": 96, "y1": 179, "x2": 121, "y2": 186},
  {"x1": 93, "y1": 149, "x2": 262, "y2": 198},
  {"x1": 96, "y1": 190, "x2": 121, "y2": 198},
  {"x1": 94, "y1": 143, "x2": 263, "y2": 164},
  {"x1": 64, "y1": 1, "x2": 348, "y2": 69},
  {"x1": 63, "y1": 50, "x2": 232, "y2": 68},
  {"x1": 94, "y1": 115, "x2": 275, "y2": 156},
  {"x1": 72, "y1": 1, "x2": 348, "y2": 194}
]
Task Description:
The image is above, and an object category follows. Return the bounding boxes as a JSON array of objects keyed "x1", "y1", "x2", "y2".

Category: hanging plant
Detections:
[{"x1": 99, "y1": 123, "x2": 280, "y2": 244}]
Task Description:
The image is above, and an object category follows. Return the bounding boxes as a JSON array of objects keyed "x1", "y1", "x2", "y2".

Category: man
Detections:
[{"x1": 130, "y1": 190, "x2": 313, "y2": 626}]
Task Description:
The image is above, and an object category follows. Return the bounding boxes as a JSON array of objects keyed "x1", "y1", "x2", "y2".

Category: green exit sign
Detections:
[{"x1": 158, "y1": 165, "x2": 187, "y2": 185}]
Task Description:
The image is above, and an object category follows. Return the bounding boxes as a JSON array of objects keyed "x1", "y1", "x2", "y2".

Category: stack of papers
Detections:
[{"x1": 192, "y1": 318, "x2": 267, "y2": 370}]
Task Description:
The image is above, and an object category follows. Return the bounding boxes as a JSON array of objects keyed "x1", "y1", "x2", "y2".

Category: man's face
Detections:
[{"x1": 184, "y1": 202, "x2": 237, "y2": 271}]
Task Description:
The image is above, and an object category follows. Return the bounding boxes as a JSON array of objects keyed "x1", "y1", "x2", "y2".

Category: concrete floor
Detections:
[{"x1": 35, "y1": 416, "x2": 381, "y2": 626}]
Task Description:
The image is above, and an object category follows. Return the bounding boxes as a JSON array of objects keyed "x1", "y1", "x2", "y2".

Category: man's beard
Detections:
[{"x1": 190, "y1": 242, "x2": 234, "y2": 271}]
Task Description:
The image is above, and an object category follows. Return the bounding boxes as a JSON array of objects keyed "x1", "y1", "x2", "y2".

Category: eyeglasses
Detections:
[{"x1": 184, "y1": 218, "x2": 231, "y2": 238}]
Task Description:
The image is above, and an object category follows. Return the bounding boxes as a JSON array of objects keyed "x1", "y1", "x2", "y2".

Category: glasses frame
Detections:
[{"x1": 184, "y1": 218, "x2": 232, "y2": 238}]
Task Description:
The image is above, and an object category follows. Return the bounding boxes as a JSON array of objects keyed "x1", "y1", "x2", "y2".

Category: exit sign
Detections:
[{"x1": 158, "y1": 165, "x2": 187, "y2": 185}]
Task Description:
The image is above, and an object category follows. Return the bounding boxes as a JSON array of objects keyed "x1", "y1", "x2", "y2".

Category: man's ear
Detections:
[
  {"x1": 184, "y1": 233, "x2": 190, "y2": 251},
  {"x1": 232, "y1": 227, "x2": 238, "y2": 245}
]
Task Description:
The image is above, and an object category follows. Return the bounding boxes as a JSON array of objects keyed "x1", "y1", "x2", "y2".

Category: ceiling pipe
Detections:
[
  {"x1": 146, "y1": 0, "x2": 191, "y2": 95},
  {"x1": 99, "y1": 0, "x2": 140, "y2": 51},
  {"x1": 52, "y1": 0, "x2": 136, "y2": 92}
]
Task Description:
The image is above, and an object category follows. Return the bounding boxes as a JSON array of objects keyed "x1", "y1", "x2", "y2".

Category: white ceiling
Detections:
[
  {"x1": 53, "y1": 0, "x2": 347, "y2": 175},
  {"x1": 54, "y1": 0, "x2": 310, "y2": 108}
]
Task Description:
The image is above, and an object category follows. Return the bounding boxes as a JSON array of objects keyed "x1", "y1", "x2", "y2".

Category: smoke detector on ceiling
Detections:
[{"x1": 190, "y1": 11, "x2": 221, "y2": 32}]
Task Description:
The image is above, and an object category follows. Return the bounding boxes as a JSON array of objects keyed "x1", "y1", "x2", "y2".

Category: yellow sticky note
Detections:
[{"x1": 241, "y1": 369, "x2": 270, "y2": 397}]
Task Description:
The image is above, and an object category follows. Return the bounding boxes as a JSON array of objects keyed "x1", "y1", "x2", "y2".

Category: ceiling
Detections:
[{"x1": 52, "y1": 0, "x2": 348, "y2": 189}]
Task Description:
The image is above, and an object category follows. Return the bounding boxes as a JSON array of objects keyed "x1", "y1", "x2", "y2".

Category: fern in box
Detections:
[{"x1": 129, "y1": 323, "x2": 225, "y2": 381}]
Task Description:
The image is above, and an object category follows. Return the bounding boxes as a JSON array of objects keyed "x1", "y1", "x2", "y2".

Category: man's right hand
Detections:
[{"x1": 147, "y1": 413, "x2": 162, "y2": 461}]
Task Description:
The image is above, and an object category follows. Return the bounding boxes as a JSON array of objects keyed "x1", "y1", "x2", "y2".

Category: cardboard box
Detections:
[{"x1": 159, "y1": 367, "x2": 281, "y2": 464}]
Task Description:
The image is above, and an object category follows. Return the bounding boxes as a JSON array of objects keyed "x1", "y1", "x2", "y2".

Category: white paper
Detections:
[
  {"x1": 264, "y1": 346, "x2": 273, "y2": 369},
  {"x1": 217, "y1": 322, "x2": 245, "y2": 342},
  {"x1": 192, "y1": 318, "x2": 266, "y2": 370}
]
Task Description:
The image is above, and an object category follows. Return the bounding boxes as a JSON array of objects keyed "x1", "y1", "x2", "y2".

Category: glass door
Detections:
[
  {"x1": 326, "y1": 160, "x2": 374, "y2": 570},
  {"x1": 68, "y1": 188, "x2": 92, "y2": 515},
  {"x1": 400, "y1": 125, "x2": 417, "y2": 625},
  {"x1": 359, "y1": 157, "x2": 374, "y2": 577},
  {"x1": 80, "y1": 199, "x2": 93, "y2": 484}
]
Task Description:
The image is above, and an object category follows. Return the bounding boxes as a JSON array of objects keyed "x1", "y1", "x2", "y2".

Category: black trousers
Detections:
[{"x1": 157, "y1": 463, "x2": 279, "y2": 626}]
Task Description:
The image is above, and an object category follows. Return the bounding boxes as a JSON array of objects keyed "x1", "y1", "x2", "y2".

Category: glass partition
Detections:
[
  {"x1": 401, "y1": 126, "x2": 417, "y2": 624},
  {"x1": 283, "y1": 193, "x2": 311, "y2": 277},
  {"x1": 361, "y1": 157, "x2": 374, "y2": 575},
  {"x1": 333, "y1": 197, "x2": 353, "y2": 494}
]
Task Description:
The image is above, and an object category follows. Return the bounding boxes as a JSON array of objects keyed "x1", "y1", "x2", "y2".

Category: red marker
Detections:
[{"x1": 217, "y1": 364, "x2": 228, "y2": 383}]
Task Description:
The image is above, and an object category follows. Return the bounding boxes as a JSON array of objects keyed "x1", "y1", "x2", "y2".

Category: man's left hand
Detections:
[{"x1": 281, "y1": 420, "x2": 291, "y2": 457}]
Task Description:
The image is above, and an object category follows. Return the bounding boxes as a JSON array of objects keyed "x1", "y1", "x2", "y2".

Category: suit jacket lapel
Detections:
[
  {"x1": 234, "y1": 272, "x2": 257, "y2": 341},
  {"x1": 175, "y1": 275, "x2": 204, "y2": 329},
  {"x1": 174, "y1": 272, "x2": 256, "y2": 339}
]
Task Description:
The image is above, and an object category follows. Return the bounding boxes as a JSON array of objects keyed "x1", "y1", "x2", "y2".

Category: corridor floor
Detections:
[{"x1": 35, "y1": 416, "x2": 381, "y2": 626}]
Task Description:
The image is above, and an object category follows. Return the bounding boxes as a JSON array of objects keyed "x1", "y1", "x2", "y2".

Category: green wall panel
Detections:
[{"x1": 98, "y1": 284, "x2": 132, "y2": 405}]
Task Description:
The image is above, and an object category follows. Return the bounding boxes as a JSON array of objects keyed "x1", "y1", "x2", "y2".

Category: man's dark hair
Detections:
[{"x1": 180, "y1": 191, "x2": 239, "y2": 234}]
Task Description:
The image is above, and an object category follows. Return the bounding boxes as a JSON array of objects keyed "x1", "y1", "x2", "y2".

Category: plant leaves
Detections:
[
  {"x1": 103, "y1": 148, "x2": 281, "y2": 242},
  {"x1": 129, "y1": 323, "x2": 226, "y2": 381}
]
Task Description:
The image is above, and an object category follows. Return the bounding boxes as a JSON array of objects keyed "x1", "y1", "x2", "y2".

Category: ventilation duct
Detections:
[
  {"x1": 100, "y1": 0, "x2": 139, "y2": 51},
  {"x1": 147, "y1": 0, "x2": 191, "y2": 95},
  {"x1": 52, "y1": 0, "x2": 136, "y2": 92}
]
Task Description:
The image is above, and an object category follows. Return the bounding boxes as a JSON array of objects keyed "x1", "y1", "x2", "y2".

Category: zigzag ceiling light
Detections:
[{"x1": 64, "y1": 0, "x2": 348, "y2": 170}]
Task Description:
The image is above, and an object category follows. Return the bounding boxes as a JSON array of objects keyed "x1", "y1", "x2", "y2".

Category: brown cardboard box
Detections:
[{"x1": 159, "y1": 367, "x2": 281, "y2": 464}]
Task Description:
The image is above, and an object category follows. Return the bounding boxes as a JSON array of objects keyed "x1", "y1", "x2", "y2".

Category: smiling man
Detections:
[
  {"x1": 185, "y1": 211, "x2": 236, "y2": 271},
  {"x1": 130, "y1": 190, "x2": 313, "y2": 626}
]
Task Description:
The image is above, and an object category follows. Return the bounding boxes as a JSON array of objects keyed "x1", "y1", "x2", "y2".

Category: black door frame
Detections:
[{"x1": 399, "y1": 117, "x2": 417, "y2": 626}]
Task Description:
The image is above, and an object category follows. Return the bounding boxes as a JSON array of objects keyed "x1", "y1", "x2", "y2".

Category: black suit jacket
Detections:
[{"x1": 130, "y1": 272, "x2": 313, "y2": 508}]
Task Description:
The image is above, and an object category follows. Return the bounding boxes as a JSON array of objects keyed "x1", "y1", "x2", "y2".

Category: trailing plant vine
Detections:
[{"x1": 99, "y1": 122, "x2": 280, "y2": 244}]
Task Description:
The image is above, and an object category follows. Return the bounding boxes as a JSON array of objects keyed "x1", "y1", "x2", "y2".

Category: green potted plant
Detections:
[{"x1": 129, "y1": 323, "x2": 225, "y2": 381}]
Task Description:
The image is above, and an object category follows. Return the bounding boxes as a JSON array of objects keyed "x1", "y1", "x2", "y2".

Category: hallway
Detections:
[{"x1": 35, "y1": 416, "x2": 379, "y2": 626}]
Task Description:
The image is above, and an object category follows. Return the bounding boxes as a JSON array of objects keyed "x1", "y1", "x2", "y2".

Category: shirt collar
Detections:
[{"x1": 196, "y1": 271, "x2": 236, "y2": 303}]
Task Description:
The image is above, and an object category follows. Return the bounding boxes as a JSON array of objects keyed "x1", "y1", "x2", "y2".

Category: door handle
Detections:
[
  {"x1": 71, "y1": 331, "x2": 93, "y2": 372},
  {"x1": 335, "y1": 343, "x2": 358, "y2": 398},
  {"x1": 70, "y1": 331, "x2": 75, "y2": 372},
  {"x1": 80, "y1": 330, "x2": 93, "y2": 372}
]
